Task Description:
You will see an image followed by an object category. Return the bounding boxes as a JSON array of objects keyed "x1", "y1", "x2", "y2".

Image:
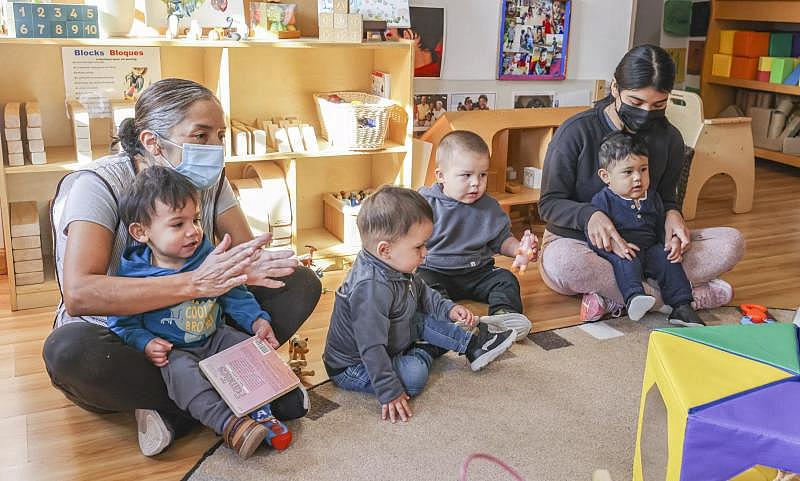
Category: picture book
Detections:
[
  {"x1": 199, "y1": 336, "x2": 301, "y2": 417},
  {"x1": 370, "y1": 70, "x2": 391, "y2": 98}
]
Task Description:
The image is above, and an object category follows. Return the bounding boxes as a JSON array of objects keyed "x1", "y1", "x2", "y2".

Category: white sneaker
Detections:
[
  {"x1": 480, "y1": 312, "x2": 532, "y2": 341},
  {"x1": 135, "y1": 409, "x2": 172, "y2": 456},
  {"x1": 692, "y1": 279, "x2": 733, "y2": 310},
  {"x1": 626, "y1": 295, "x2": 656, "y2": 321}
]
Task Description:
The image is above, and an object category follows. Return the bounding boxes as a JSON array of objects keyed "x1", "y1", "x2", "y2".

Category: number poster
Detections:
[{"x1": 9, "y1": 2, "x2": 99, "y2": 38}]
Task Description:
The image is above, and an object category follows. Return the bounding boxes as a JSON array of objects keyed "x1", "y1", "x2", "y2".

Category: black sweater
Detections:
[{"x1": 538, "y1": 98, "x2": 685, "y2": 240}]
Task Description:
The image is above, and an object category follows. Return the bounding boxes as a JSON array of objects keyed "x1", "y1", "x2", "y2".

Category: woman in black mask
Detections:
[{"x1": 537, "y1": 44, "x2": 745, "y2": 321}]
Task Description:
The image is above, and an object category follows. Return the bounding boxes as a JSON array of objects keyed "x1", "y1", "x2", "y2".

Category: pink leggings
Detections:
[{"x1": 538, "y1": 227, "x2": 746, "y2": 305}]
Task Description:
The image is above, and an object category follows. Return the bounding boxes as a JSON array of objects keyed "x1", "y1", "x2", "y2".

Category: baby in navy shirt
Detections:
[{"x1": 588, "y1": 131, "x2": 703, "y2": 327}]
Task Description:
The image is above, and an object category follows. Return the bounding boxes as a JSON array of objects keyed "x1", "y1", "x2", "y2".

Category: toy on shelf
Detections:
[
  {"x1": 288, "y1": 336, "x2": 315, "y2": 379},
  {"x1": 318, "y1": 0, "x2": 362, "y2": 43},
  {"x1": 231, "y1": 117, "x2": 319, "y2": 156},
  {"x1": 9, "y1": 201, "x2": 44, "y2": 286},
  {"x1": 511, "y1": 229, "x2": 538, "y2": 275},
  {"x1": 250, "y1": 1, "x2": 300, "y2": 39},
  {"x1": 739, "y1": 304, "x2": 777, "y2": 324},
  {"x1": 3, "y1": 101, "x2": 46, "y2": 166},
  {"x1": 333, "y1": 189, "x2": 372, "y2": 207}
]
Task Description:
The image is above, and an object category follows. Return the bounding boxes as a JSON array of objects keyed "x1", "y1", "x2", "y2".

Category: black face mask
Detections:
[{"x1": 617, "y1": 101, "x2": 666, "y2": 132}]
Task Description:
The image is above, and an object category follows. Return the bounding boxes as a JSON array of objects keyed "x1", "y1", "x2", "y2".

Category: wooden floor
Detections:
[{"x1": 1, "y1": 161, "x2": 798, "y2": 481}]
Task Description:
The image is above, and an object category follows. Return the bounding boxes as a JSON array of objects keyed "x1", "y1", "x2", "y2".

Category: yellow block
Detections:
[
  {"x1": 632, "y1": 332, "x2": 792, "y2": 481},
  {"x1": 720, "y1": 30, "x2": 738, "y2": 55},
  {"x1": 758, "y1": 56, "x2": 774, "y2": 72},
  {"x1": 713, "y1": 53, "x2": 732, "y2": 77}
]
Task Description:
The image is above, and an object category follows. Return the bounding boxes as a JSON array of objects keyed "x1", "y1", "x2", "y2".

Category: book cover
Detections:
[
  {"x1": 371, "y1": 70, "x2": 391, "y2": 98},
  {"x1": 199, "y1": 336, "x2": 301, "y2": 417}
]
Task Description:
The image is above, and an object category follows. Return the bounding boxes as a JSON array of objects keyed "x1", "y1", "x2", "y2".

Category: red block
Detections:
[
  {"x1": 731, "y1": 56, "x2": 759, "y2": 80},
  {"x1": 733, "y1": 31, "x2": 771, "y2": 58},
  {"x1": 757, "y1": 70, "x2": 770, "y2": 82}
]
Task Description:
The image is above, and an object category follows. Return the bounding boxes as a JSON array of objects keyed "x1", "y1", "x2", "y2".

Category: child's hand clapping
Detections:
[
  {"x1": 382, "y1": 392, "x2": 412, "y2": 423},
  {"x1": 449, "y1": 305, "x2": 476, "y2": 327},
  {"x1": 145, "y1": 337, "x2": 173, "y2": 367}
]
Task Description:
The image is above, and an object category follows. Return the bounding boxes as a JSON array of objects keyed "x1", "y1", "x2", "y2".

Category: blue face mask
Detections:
[{"x1": 158, "y1": 135, "x2": 224, "y2": 189}]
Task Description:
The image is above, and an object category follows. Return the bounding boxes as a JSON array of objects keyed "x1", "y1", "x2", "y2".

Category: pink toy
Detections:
[{"x1": 511, "y1": 229, "x2": 538, "y2": 274}]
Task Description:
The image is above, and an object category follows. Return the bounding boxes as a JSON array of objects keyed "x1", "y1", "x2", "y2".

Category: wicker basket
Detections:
[{"x1": 314, "y1": 92, "x2": 400, "y2": 150}]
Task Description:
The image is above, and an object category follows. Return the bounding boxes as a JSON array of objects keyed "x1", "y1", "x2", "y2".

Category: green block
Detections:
[
  {"x1": 770, "y1": 33, "x2": 793, "y2": 57},
  {"x1": 663, "y1": 0, "x2": 692, "y2": 37},
  {"x1": 658, "y1": 323, "x2": 800, "y2": 374},
  {"x1": 770, "y1": 58, "x2": 795, "y2": 83}
]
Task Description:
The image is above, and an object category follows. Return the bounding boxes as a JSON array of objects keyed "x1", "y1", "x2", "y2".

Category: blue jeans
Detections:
[{"x1": 332, "y1": 314, "x2": 472, "y2": 397}]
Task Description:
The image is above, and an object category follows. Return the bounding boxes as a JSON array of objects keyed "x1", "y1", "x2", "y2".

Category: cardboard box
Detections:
[
  {"x1": 323, "y1": 192, "x2": 363, "y2": 245},
  {"x1": 733, "y1": 31, "x2": 770, "y2": 58},
  {"x1": 731, "y1": 56, "x2": 758, "y2": 80},
  {"x1": 720, "y1": 30, "x2": 737, "y2": 55},
  {"x1": 712, "y1": 54, "x2": 732, "y2": 77}
]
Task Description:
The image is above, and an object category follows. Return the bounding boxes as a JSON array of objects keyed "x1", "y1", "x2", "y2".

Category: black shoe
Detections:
[
  {"x1": 465, "y1": 323, "x2": 514, "y2": 371},
  {"x1": 413, "y1": 342, "x2": 448, "y2": 359},
  {"x1": 668, "y1": 304, "x2": 706, "y2": 327}
]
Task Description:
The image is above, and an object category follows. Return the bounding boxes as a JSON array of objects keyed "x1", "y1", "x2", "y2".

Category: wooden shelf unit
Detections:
[
  {"x1": 701, "y1": 0, "x2": 800, "y2": 168},
  {"x1": 0, "y1": 39, "x2": 413, "y2": 310}
]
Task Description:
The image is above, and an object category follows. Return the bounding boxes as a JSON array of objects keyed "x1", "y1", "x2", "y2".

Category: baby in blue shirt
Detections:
[{"x1": 588, "y1": 131, "x2": 703, "y2": 327}]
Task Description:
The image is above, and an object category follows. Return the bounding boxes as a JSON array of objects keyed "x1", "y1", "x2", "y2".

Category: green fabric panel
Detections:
[
  {"x1": 664, "y1": 0, "x2": 692, "y2": 37},
  {"x1": 658, "y1": 324, "x2": 799, "y2": 374},
  {"x1": 770, "y1": 33, "x2": 793, "y2": 58}
]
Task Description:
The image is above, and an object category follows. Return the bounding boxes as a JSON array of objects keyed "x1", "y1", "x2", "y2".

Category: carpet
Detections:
[{"x1": 184, "y1": 307, "x2": 796, "y2": 481}]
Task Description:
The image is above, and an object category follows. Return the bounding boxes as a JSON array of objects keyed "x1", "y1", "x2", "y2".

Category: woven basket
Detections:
[{"x1": 314, "y1": 92, "x2": 400, "y2": 151}]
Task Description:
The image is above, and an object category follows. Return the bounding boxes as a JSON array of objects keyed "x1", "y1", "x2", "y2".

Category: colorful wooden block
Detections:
[
  {"x1": 757, "y1": 71, "x2": 771, "y2": 82},
  {"x1": 733, "y1": 31, "x2": 770, "y2": 58},
  {"x1": 9, "y1": 201, "x2": 39, "y2": 237},
  {"x1": 712, "y1": 54, "x2": 732, "y2": 77},
  {"x1": 731, "y1": 56, "x2": 758, "y2": 80},
  {"x1": 758, "y1": 56, "x2": 774, "y2": 72},
  {"x1": 770, "y1": 58, "x2": 795, "y2": 83},
  {"x1": 770, "y1": 32, "x2": 793, "y2": 58},
  {"x1": 719, "y1": 30, "x2": 737, "y2": 55},
  {"x1": 784, "y1": 64, "x2": 800, "y2": 86}
]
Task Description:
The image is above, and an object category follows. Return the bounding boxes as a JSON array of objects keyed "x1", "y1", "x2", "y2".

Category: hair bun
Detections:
[{"x1": 116, "y1": 117, "x2": 141, "y2": 156}]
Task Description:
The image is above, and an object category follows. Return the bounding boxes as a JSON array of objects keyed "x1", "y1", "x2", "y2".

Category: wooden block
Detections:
[
  {"x1": 15, "y1": 259, "x2": 43, "y2": 273},
  {"x1": 333, "y1": 13, "x2": 347, "y2": 29},
  {"x1": 4, "y1": 103, "x2": 21, "y2": 128},
  {"x1": 77, "y1": 151, "x2": 93, "y2": 163},
  {"x1": 67, "y1": 100, "x2": 89, "y2": 127},
  {"x1": 334, "y1": 28, "x2": 348, "y2": 42},
  {"x1": 274, "y1": 128, "x2": 292, "y2": 152},
  {"x1": 30, "y1": 151, "x2": 47, "y2": 165},
  {"x1": 10, "y1": 202, "x2": 39, "y2": 237},
  {"x1": 8, "y1": 153, "x2": 25, "y2": 166},
  {"x1": 232, "y1": 127, "x2": 249, "y2": 156},
  {"x1": 75, "y1": 138, "x2": 91, "y2": 152},
  {"x1": 26, "y1": 127, "x2": 42, "y2": 140},
  {"x1": 4, "y1": 128, "x2": 21, "y2": 141},
  {"x1": 278, "y1": 120, "x2": 290, "y2": 129},
  {"x1": 73, "y1": 126, "x2": 90, "y2": 140},
  {"x1": 13, "y1": 247, "x2": 42, "y2": 261},
  {"x1": 333, "y1": 0, "x2": 348, "y2": 13},
  {"x1": 346, "y1": 24, "x2": 362, "y2": 43},
  {"x1": 319, "y1": 27, "x2": 335, "y2": 41},
  {"x1": 15, "y1": 271, "x2": 44, "y2": 286},
  {"x1": 301, "y1": 124, "x2": 319, "y2": 152},
  {"x1": 267, "y1": 124, "x2": 279, "y2": 149},
  {"x1": 506, "y1": 181, "x2": 522, "y2": 194},
  {"x1": 287, "y1": 126, "x2": 305, "y2": 152},
  {"x1": 27, "y1": 139, "x2": 45, "y2": 153},
  {"x1": 11, "y1": 235, "x2": 41, "y2": 250},
  {"x1": 24, "y1": 102, "x2": 41, "y2": 127},
  {"x1": 253, "y1": 129, "x2": 267, "y2": 155},
  {"x1": 6, "y1": 140, "x2": 23, "y2": 154},
  {"x1": 319, "y1": 12, "x2": 334, "y2": 29}
]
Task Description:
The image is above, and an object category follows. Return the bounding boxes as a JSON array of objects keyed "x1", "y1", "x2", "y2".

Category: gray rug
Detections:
[{"x1": 184, "y1": 308, "x2": 796, "y2": 481}]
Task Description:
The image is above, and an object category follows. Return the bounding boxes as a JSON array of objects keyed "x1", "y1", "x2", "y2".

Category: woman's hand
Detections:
[
  {"x1": 253, "y1": 318, "x2": 279, "y2": 349},
  {"x1": 190, "y1": 233, "x2": 268, "y2": 298},
  {"x1": 381, "y1": 392, "x2": 412, "y2": 423},
  {"x1": 586, "y1": 211, "x2": 640, "y2": 260},
  {"x1": 664, "y1": 210, "x2": 691, "y2": 255},
  {"x1": 244, "y1": 244, "x2": 299, "y2": 289}
]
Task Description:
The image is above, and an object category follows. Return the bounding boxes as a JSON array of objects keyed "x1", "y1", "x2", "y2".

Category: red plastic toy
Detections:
[{"x1": 739, "y1": 304, "x2": 774, "y2": 324}]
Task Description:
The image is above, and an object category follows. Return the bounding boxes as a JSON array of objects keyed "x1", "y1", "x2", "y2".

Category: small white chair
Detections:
[{"x1": 666, "y1": 90, "x2": 754, "y2": 220}]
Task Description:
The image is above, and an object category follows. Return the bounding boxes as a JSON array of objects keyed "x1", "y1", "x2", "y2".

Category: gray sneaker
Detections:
[
  {"x1": 480, "y1": 312, "x2": 532, "y2": 341},
  {"x1": 135, "y1": 409, "x2": 173, "y2": 456},
  {"x1": 626, "y1": 295, "x2": 656, "y2": 321}
]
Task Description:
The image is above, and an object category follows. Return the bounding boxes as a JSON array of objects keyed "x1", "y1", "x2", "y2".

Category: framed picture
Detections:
[
  {"x1": 413, "y1": 94, "x2": 448, "y2": 136},
  {"x1": 318, "y1": 0, "x2": 411, "y2": 27},
  {"x1": 387, "y1": 6, "x2": 445, "y2": 78},
  {"x1": 499, "y1": 0, "x2": 571, "y2": 80},
  {"x1": 172, "y1": 0, "x2": 247, "y2": 28},
  {"x1": 513, "y1": 92, "x2": 557, "y2": 109},
  {"x1": 448, "y1": 93, "x2": 497, "y2": 111}
]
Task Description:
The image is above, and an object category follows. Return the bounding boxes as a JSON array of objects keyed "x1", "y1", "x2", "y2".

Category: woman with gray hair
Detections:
[{"x1": 43, "y1": 78, "x2": 321, "y2": 456}]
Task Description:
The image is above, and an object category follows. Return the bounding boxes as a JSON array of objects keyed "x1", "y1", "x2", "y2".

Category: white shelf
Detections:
[{"x1": 0, "y1": 36, "x2": 412, "y2": 49}]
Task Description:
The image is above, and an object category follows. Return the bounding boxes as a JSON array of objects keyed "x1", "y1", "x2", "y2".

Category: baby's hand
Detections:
[
  {"x1": 449, "y1": 305, "x2": 476, "y2": 327},
  {"x1": 665, "y1": 236, "x2": 683, "y2": 263},
  {"x1": 145, "y1": 337, "x2": 173, "y2": 367},
  {"x1": 381, "y1": 392, "x2": 412, "y2": 423},
  {"x1": 511, "y1": 230, "x2": 539, "y2": 274}
]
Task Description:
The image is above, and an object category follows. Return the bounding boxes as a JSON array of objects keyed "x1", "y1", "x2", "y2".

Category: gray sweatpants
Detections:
[{"x1": 161, "y1": 324, "x2": 251, "y2": 434}]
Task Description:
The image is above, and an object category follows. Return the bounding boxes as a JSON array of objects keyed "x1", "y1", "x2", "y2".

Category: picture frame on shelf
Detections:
[
  {"x1": 170, "y1": 0, "x2": 246, "y2": 29},
  {"x1": 512, "y1": 92, "x2": 557, "y2": 109},
  {"x1": 250, "y1": 1, "x2": 300, "y2": 39},
  {"x1": 448, "y1": 93, "x2": 496, "y2": 112},
  {"x1": 413, "y1": 93, "x2": 447, "y2": 136},
  {"x1": 499, "y1": 0, "x2": 571, "y2": 81}
]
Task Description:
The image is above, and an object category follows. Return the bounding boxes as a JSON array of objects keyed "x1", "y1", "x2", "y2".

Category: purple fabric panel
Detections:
[{"x1": 681, "y1": 380, "x2": 800, "y2": 480}]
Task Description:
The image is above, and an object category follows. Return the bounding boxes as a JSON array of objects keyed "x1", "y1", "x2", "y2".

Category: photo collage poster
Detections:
[{"x1": 499, "y1": 0, "x2": 571, "y2": 80}]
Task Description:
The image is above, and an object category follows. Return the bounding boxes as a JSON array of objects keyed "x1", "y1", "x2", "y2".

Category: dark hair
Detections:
[
  {"x1": 356, "y1": 185, "x2": 433, "y2": 248},
  {"x1": 437, "y1": 130, "x2": 490, "y2": 167},
  {"x1": 114, "y1": 78, "x2": 220, "y2": 160},
  {"x1": 403, "y1": 8, "x2": 444, "y2": 64},
  {"x1": 598, "y1": 131, "x2": 650, "y2": 170},
  {"x1": 120, "y1": 165, "x2": 199, "y2": 228},
  {"x1": 478, "y1": 94, "x2": 488, "y2": 102},
  {"x1": 613, "y1": 44, "x2": 676, "y2": 93}
]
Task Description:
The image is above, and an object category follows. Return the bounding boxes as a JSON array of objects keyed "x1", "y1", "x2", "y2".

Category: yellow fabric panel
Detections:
[{"x1": 651, "y1": 331, "x2": 792, "y2": 412}]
